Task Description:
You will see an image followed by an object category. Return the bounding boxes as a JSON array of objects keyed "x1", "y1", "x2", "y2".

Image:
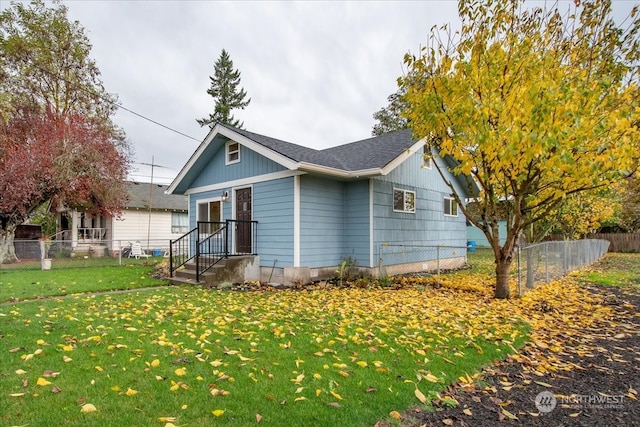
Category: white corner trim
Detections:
[
  {"x1": 369, "y1": 178, "x2": 374, "y2": 268},
  {"x1": 293, "y1": 175, "x2": 300, "y2": 267}
]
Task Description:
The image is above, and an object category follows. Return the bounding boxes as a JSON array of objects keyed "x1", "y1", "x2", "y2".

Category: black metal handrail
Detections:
[
  {"x1": 169, "y1": 227, "x2": 197, "y2": 277},
  {"x1": 169, "y1": 220, "x2": 258, "y2": 281},
  {"x1": 195, "y1": 221, "x2": 228, "y2": 281}
]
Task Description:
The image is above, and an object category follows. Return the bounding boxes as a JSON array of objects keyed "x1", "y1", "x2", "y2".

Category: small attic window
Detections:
[
  {"x1": 226, "y1": 141, "x2": 240, "y2": 165},
  {"x1": 422, "y1": 145, "x2": 432, "y2": 169}
]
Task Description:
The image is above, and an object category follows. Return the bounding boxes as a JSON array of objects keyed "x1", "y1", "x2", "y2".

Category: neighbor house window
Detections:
[
  {"x1": 393, "y1": 188, "x2": 415, "y2": 213},
  {"x1": 171, "y1": 212, "x2": 189, "y2": 233},
  {"x1": 226, "y1": 141, "x2": 240, "y2": 165},
  {"x1": 422, "y1": 146, "x2": 432, "y2": 169},
  {"x1": 443, "y1": 197, "x2": 458, "y2": 216}
]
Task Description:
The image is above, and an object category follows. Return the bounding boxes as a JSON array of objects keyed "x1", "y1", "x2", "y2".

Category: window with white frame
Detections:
[
  {"x1": 226, "y1": 141, "x2": 240, "y2": 165},
  {"x1": 422, "y1": 145, "x2": 432, "y2": 169},
  {"x1": 393, "y1": 188, "x2": 416, "y2": 213},
  {"x1": 443, "y1": 196, "x2": 458, "y2": 216},
  {"x1": 197, "y1": 200, "x2": 223, "y2": 234},
  {"x1": 171, "y1": 212, "x2": 189, "y2": 233}
]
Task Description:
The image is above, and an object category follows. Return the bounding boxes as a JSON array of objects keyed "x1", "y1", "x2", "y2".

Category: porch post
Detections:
[{"x1": 71, "y1": 209, "x2": 78, "y2": 250}]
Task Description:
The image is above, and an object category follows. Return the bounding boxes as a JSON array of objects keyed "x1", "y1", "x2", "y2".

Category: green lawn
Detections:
[
  {"x1": 0, "y1": 282, "x2": 528, "y2": 426},
  {"x1": 11, "y1": 248, "x2": 622, "y2": 426},
  {"x1": 0, "y1": 262, "x2": 169, "y2": 303}
]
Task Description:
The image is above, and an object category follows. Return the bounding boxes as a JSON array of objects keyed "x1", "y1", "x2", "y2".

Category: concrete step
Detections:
[{"x1": 168, "y1": 255, "x2": 259, "y2": 288}]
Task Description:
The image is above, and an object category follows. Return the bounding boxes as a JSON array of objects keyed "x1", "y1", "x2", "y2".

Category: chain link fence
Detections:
[
  {"x1": 378, "y1": 244, "x2": 468, "y2": 278},
  {"x1": 2, "y1": 239, "x2": 171, "y2": 271},
  {"x1": 517, "y1": 239, "x2": 610, "y2": 296}
]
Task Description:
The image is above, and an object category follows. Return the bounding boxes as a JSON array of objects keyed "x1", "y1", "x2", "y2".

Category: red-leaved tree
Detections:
[
  {"x1": 1, "y1": 1, "x2": 131, "y2": 263},
  {"x1": 0, "y1": 106, "x2": 128, "y2": 263}
]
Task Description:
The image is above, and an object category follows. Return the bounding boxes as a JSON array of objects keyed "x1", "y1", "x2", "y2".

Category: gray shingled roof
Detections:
[
  {"x1": 126, "y1": 181, "x2": 187, "y2": 211},
  {"x1": 225, "y1": 125, "x2": 416, "y2": 171}
]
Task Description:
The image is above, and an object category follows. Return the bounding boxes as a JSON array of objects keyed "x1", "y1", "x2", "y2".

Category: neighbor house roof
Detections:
[{"x1": 126, "y1": 181, "x2": 187, "y2": 211}]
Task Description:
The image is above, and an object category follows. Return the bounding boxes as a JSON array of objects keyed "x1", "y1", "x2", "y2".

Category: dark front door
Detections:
[{"x1": 235, "y1": 188, "x2": 252, "y2": 253}]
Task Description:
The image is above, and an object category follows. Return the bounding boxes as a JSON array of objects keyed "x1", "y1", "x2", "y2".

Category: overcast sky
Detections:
[{"x1": 3, "y1": 0, "x2": 637, "y2": 183}]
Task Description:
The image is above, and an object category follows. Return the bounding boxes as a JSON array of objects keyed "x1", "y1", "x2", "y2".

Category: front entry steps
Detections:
[{"x1": 168, "y1": 256, "x2": 259, "y2": 287}]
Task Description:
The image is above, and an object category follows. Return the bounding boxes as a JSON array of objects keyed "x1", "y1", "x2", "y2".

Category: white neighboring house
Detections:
[{"x1": 54, "y1": 181, "x2": 188, "y2": 256}]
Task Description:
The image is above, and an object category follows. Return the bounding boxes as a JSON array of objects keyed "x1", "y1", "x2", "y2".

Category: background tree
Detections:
[
  {"x1": 0, "y1": 0, "x2": 130, "y2": 263},
  {"x1": 402, "y1": 0, "x2": 639, "y2": 298},
  {"x1": 550, "y1": 191, "x2": 619, "y2": 239},
  {"x1": 372, "y1": 88, "x2": 408, "y2": 136},
  {"x1": 617, "y1": 176, "x2": 640, "y2": 232},
  {"x1": 197, "y1": 49, "x2": 250, "y2": 129}
]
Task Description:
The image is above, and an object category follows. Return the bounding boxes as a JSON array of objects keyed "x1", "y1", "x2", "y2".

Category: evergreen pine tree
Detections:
[{"x1": 197, "y1": 49, "x2": 251, "y2": 129}]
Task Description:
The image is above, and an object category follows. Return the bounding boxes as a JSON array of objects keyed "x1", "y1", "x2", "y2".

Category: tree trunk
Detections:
[
  {"x1": 495, "y1": 257, "x2": 512, "y2": 299},
  {"x1": 0, "y1": 224, "x2": 19, "y2": 264}
]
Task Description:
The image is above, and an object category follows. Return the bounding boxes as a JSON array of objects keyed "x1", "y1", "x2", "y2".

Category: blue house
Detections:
[{"x1": 167, "y1": 124, "x2": 472, "y2": 285}]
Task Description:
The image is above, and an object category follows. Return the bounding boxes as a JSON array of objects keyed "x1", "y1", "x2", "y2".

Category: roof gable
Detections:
[{"x1": 168, "y1": 124, "x2": 425, "y2": 194}]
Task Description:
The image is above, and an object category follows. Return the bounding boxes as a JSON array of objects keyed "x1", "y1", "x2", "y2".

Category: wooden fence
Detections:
[{"x1": 587, "y1": 233, "x2": 640, "y2": 252}]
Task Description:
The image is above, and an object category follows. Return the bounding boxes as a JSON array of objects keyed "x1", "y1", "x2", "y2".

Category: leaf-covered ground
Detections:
[
  {"x1": 0, "y1": 283, "x2": 526, "y2": 426},
  {"x1": 380, "y1": 254, "x2": 640, "y2": 427},
  {"x1": 2, "y1": 252, "x2": 638, "y2": 426}
]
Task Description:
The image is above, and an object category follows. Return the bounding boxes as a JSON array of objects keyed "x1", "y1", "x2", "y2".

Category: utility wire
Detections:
[{"x1": 15, "y1": 58, "x2": 202, "y2": 143}]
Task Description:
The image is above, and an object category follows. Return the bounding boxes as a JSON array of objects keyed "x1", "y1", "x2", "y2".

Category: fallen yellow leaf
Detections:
[
  {"x1": 389, "y1": 410, "x2": 402, "y2": 420},
  {"x1": 36, "y1": 377, "x2": 51, "y2": 386},
  {"x1": 81, "y1": 403, "x2": 97, "y2": 413}
]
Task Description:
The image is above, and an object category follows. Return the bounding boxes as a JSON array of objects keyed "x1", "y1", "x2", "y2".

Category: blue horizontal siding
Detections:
[
  {"x1": 344, "y1": 180, "x2": 371, "y2": 267},
  {"x1": 299, "y1": 175, "x2": 344, "y2": 268},
  {"x1": 372, "y1": 151, "x2": 468, "y2": 264},
  {"x1": 191, "y1": 141, "x2": 286, "y2": 189},
  {"x1": 253, "y1": 178, "x2": 294, "y2": 266}
]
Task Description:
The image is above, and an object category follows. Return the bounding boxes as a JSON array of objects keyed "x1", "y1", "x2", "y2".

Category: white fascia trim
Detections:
[
  {"x1": 369, "y1": 178, "x2": 374, "y2": 268},
  {"x1": 167, "y1": 124, "x2": 221, "y2": 194},
  {"x1": 298, "y1": 162, "x2": 382, "y2": 178},
  {"x1": 216, "y1": 127, "x2": 299, "y2": 170},
  {"x1": 379, "y1": 137, "x2": 428, "y2": 176},
  {"x1": 185, "y1": 170, "x2": 304, "y2": 196},
  {"x1": 293, "y1": 175, "x2": 300, "y2": 267},
  {"x1": 167, "y1": 125, "x2": 300, "y2": 194}
]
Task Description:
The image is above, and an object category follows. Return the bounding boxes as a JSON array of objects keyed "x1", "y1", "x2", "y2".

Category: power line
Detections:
[{"x1": 15, "y1": 58, "x2": 202, "y2": 143}]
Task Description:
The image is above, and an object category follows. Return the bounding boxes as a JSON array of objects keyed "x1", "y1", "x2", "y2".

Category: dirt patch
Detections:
[{"x1": 376, "y1": 286, "x2": 640, "y2": 427}]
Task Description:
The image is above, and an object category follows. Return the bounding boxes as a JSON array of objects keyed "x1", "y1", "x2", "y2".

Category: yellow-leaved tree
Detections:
[{"x1": 402, "y1": 0, "x2": 639, "y2": 298}]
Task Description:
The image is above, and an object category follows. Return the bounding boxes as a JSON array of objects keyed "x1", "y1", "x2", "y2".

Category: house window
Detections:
[
  {"x1": 393, "y1": 188, "x2": 415, "y2": 213},
  {"x1": 444, "y1": 197, "x2": 458, "y2": 216},
  {"x1": 171, "y1": 212, "x2": 189, "y2": 233},
  {"x1": 197, "y1": 200, "x2": 222, "y2": 234},
  {"x1": 422, "y1": 146, "x2": 432, "y2": 169},
  {"x1": 226, "y1": 141, "x2": 240, "y2": 165}
]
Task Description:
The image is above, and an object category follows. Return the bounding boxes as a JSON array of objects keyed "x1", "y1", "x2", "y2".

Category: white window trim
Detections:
[
  {"x1": 422, "y1": 146, "x2": 432, "y2": 169},
  {"x1": 225, "y1": 141, "x2": 241, "y2": 165},
  {"x1": 444, "y1": 196, "x2": 458, "y2": 217},
  {"x1": 393, "y1": 188, "x2": 416, "y2": 214}
]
